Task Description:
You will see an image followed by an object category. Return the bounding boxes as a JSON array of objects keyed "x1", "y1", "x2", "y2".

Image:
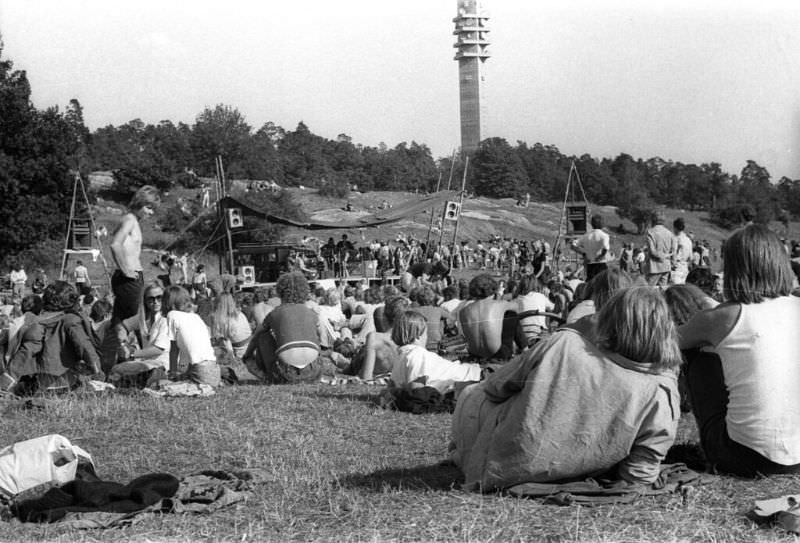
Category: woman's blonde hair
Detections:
[
  {"x1": 391, "y1": 310, "x2": 427, "y2": 347},
  {"x1": 587, "y1": 268, "x2": 633, "y2": 310},
  {"x1": 596, "y1": 287, "x2": 681, "y2": 372},
  {"x1": 323, "y1": 288, "x2": 341, "y2": 306},
  {"x1": 210, "y1": 292, "x2": 240, "y2": 338}
]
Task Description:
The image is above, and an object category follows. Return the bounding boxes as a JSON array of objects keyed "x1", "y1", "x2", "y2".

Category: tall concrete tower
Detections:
[{"x1": 453, "y1": 0, "x2": 490, "y2": 154}]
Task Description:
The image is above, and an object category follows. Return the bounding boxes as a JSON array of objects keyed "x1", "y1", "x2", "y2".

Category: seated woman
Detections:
[
  {"x1": 451, "y1": 287, "x2": 681, "y2": 491},
  {"x1": 679, "y1": 225, "x2": 800, "y2": 477},
  {"x1": 315, "y1": 288, "x2": 350, "y2": 349},
  {"x1": 348, "y1": 295, "x2": 409, "y2": 380},
  {"x1": 1, "y1": 281, "x2": 101, "y2": 394},
  {"x1": 243, "y1": 272, "x2": 323, "y2": 384},
  {"x1": 210, "y1": 292, "x2": 252, "y2": 360},
  {"x1": 162, "y1": 285, "x2": 220, "y2": 387},
  {"x1": 349, "y1": 286, "x2": 383, "y2": 344},
  {"x1": 110, "y1": 283, "x2": 170, "y2": 385},
  {"x1": 392, "y1": 310, "x2": 481, "y2": 387}
]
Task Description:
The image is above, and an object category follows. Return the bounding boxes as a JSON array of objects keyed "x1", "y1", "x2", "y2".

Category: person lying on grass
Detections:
[
  {"x1": 161, "y1": 285, "x2": 220, "y2": 387},
  {"x1": 679, "y1": 225, "x2": 800, "y2": 477},
  {"x1": 450, "y1": 287, "x2": 680, "y2": 491},
  {"x1": 345, "y1": 295, "x2": 410, "y2": 380},
  {"x1": 391, "y1": 310, "x2": 481, "y2": 388},
  {"x1": 243, "y1": 272, "x2": 323, "y2": 384}
]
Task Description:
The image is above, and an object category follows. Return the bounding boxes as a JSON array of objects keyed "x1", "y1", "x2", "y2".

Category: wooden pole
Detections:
[
  {"x1": 445, "y1": 149, "x2": 457, "y2": 191},
  {"x1": 217, "y1": 156, "x2": 235, "y2": 275},
  {"x1": 423, "y1": 171, "x2": 443, "y2": 258},
  {"x1": 449, "y1": 156, "x2": 469, "y2": 264}
]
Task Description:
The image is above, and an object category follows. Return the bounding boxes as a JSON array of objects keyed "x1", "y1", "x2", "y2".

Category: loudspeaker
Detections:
[
  {"x1": 227, "y1": 208, "x2": 243, "y2": 229},
  {"x1": 238, "y1": 265, "x2": 255, "y2": 286},
  {"x1": 567, "y1": 204, "x2": 588, "y2": 235},
  {"x1": 444, "y1": 201, "x2": 461, "y2": 221}
]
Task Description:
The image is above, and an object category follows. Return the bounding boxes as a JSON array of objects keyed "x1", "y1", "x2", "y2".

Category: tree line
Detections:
[{"x1": 2, "y1": 43, "x2": 800, "y2": 266}]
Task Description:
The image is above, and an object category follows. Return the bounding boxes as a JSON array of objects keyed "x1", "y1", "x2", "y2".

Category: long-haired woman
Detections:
[
  {"x1": 679, "y1": 225, "x2": 800, "y2": 476},
  {"x1": 209, "y1": 292, "x2": 252, "y2": 360}
]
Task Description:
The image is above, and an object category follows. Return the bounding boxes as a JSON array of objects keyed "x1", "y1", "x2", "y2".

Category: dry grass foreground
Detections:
[{"x1": 2, "y1": 384, "x2": 800, "y2": 542}]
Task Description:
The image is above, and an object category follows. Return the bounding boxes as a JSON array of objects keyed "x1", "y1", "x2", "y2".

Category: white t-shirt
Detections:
[
  {"x1": 575, "y1": 229, "x2": 611, "y2": 264},
  {"x1": 166, "y1": 310, "x2": 216, "y2": 367},
  {"x1": 141, "y1": 313, "x2": 171, "y2": 369},
  {"x1": 673, "y1": 232, "x2": 694, "y2": 268},
  {"x1": 717, "y1": 296, "x2": 800, "y2": 464},
  {"x1": 73, "y1": 265, "x2": 89, "y2": 284},
  {"x1": 393, "y1": 344, "x2": 481, "y2": 386},
  {"x1": 517, "y1": 292, "x2": 555, "y2": 330}
]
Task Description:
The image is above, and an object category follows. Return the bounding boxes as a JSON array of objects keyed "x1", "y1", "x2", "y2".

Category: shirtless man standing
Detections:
[
  {"x1": 458, "y1": 274, "x2": 520, "y2": 360},
  {"x1": 101, "y1": 185, "x2": 160, "y2": 372}
]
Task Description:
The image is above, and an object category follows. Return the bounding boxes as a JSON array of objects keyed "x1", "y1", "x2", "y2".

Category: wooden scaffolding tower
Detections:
[
  {"x1": 59, "y1": 173, "x2": 111, "y2": 286},
  {"x1": 552, "y1": 161, "x2": 591, "y2": 271}
]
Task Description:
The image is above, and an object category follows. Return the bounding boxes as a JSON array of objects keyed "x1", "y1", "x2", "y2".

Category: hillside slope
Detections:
[{"x1": 83, "y1": 184, "x2": 794, "y2": 285}]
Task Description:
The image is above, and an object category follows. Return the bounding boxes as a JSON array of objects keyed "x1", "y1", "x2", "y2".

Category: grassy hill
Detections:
[{"x1": 81, "y1": 183, "x2": 798, "y2": 287}]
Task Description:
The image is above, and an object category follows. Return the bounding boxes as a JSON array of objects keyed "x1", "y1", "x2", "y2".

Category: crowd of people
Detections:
[{"x1": 2, "y1": 186, "x2": 800, "y2": 491}]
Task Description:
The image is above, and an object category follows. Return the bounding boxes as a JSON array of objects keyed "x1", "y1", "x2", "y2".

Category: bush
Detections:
[
  {"x1": 318, "y1": 180, "x2": 351, "y2": 199},
  {"x1": 174, "y1": 171, "x2": 203, "y2": 189}
]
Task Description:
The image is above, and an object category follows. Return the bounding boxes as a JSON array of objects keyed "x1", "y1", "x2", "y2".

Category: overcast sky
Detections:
[{"x1": 1, "y1": 0, "x2": 798, "y2": 180}]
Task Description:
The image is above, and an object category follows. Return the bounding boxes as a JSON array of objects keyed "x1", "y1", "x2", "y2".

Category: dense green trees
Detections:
[
  {"x1": 0, "y1": 45, "x2": 86, "y2": 263},
  {"x1": 6, "y1": 41, "x2": 800, "y2": 268}
]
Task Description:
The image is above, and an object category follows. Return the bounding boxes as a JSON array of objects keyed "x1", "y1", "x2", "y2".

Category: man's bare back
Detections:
[
  {"x1": 359, "y1": 331, "x2": 400, "y2": 379},
  {"x1": 459, "y1": 297, "x2": 519, "y2": 360}
]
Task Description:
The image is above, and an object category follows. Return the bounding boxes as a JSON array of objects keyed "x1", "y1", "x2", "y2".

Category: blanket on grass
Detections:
[{"x1": 505, "y1": 463, "x2": 710, "y2": 505}]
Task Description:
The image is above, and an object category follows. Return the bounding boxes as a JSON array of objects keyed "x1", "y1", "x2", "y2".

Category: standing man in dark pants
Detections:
[
  {"x1": 571, "y1": 215, "x2": 611, "y2": 281},
  {"x1": 100, "y1": 185, "x2": 161, "y2": 372}
]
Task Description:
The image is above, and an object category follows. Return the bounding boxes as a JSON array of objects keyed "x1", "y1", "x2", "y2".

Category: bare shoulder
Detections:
[{"x1": 114, "y1": 212, "x2": 137, "y2": 234}]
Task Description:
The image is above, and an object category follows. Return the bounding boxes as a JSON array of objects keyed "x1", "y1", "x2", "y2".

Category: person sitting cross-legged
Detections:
[
  {"x1": 458, "y1": 274, "x2": 520, "y2": 360},
  {"x1": 243, "y1": 272, "x2": 323, "y2": 384}
]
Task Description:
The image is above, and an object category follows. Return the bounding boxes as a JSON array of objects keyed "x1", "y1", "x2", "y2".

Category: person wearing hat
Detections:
[{"x1": 645, "y1": 210, "x2": 675, "y2": 287}]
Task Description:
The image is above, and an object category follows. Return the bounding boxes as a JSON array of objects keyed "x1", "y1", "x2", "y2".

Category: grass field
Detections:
[{"x1": 3, "y1": 384, "x2": 800, "y2": 542}]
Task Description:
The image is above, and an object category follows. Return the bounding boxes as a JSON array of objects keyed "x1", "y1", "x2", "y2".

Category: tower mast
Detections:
[{"x1": 453, "y1": 0, "x2": 490, "y2": 154}]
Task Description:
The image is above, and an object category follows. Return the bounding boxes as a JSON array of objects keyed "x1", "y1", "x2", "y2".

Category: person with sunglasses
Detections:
[{"x1": 111, "y1": 283, "x2": 170, "y2": 382}]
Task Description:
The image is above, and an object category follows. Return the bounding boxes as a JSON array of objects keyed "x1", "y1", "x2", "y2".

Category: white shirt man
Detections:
[
  {"x1": 572, "y1": 215, "x2": 611, "y2": 281},
  {"x1": 671, "y1": 218, "x2": 693, "y2": 285}
]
